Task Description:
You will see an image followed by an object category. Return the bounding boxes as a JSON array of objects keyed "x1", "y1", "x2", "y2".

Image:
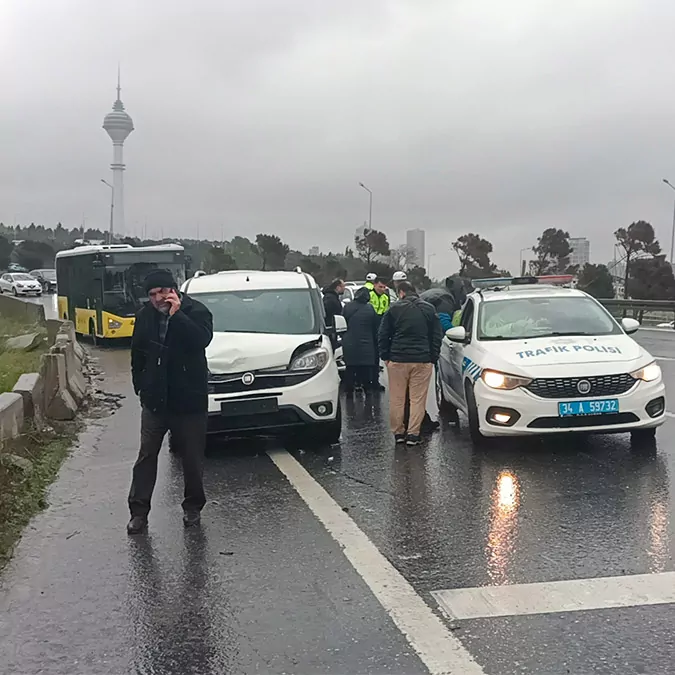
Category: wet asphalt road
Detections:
[{"x1": 3, "y1": 298, "x2": 675, "y2": 673}]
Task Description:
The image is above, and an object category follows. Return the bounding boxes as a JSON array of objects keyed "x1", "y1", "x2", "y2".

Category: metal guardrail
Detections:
[
  {"x1": 598, "y1": 299, "x2": 675, "y2": 312},
  {"x1": 597, "y1": 298, "x2": 675, "y2": 326}
]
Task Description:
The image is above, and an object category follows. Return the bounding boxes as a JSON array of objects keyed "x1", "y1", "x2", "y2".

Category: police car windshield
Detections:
[{"x1": 478, "y1": 296, "x2": 622, "y2": 341}]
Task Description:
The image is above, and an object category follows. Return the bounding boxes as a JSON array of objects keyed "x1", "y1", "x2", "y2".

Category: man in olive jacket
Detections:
[
  {"x1": 378, "y1": 281, "x2": 442, "y2": 446},
  {"x1": 127, "y1": 269, "x2": 213, "y2": 534}
]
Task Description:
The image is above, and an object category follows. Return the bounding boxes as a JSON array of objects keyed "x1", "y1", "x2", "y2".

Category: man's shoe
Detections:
[
  {"x1": 395, "y1": 434, "x2": 406, "y2": 444},
  {"x1": 127, "y1": 516, "x2": 147, "y2": 535},
  {"x1": 421, "y1": 419, "x2": 440, "y2": 434},
  {"x1": 183, "y1": 511, "x2": 201, "y2": 528},
  {"x1": 406, "y1": 435, "x2": 422, "y2": 446}
]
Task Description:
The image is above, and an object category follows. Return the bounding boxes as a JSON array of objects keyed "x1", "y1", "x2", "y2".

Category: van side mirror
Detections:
[{"x1": 334, "y1": 315, "x2": 347, "y2": 333}]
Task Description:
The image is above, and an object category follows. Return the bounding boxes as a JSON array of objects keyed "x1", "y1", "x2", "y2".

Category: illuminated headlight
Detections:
[
  {"x1": 107, "y1": 318, "x2": 123, "y2": 329},
  {"x1": 630, "y1": 362, "x2": 661, "y2": 382},
  {"x1": 290, "y1": 348, "x2": 329, "y2": 372},
  {"x1": 481, "y1": 369, "x2": 532, "y2": 390}
]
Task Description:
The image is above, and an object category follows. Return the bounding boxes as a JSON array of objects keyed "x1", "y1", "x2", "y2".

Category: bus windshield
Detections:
[{"x1": 103, "y1": 263, "x2": 186, "y2": 316}]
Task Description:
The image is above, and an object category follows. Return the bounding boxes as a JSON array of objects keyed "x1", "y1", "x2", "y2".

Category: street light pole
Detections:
[
  {"x1": 427, "y1": 253, "x2": 436, "y2": 276},
  {"x1": 101, "y1": 179, "x2": 114, "y2": 244},
  {"x1": 662, "y1": 179, "x2": 675, "y2": 263},
  {"x1": 359, "y1": 182, "x2": 373, "y2": 231}
]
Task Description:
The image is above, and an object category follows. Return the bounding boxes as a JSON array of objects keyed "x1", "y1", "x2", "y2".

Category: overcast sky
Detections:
[{"x1": 3, "y1": 0, "x2": 675, "y2": 275}]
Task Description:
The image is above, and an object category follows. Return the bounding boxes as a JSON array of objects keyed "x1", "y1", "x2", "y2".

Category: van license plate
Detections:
[
  {"x1": 559, "y1": 399, "x2": 619, "y2": 417},
  {"x1": 221, "y1": 398, "x2": 278, "y2": 417}
]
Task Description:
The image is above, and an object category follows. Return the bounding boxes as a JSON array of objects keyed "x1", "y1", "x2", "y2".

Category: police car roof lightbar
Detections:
[{"x1": 472, "y1": 275, "x2": 574, "y2": 289}]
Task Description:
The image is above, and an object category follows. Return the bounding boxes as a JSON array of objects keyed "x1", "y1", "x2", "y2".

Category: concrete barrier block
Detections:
[
  {"x1": 57, "y1": 320, "x2": 77, "y2": 344},
  {"x1": 42, "y1": 353, "x2": 77, "y2": 420},
  {"x1": 0, "y1": 392, "x2": 25, "y2": 443},
  {"x1": 52, "y1": 335, "x2": 87, "y2": 403},
  {"x1": 46, "y1": 319, "x2": 62, "y2": 346},
  {"x1": 12, "y1": 372, "x2": 44, "y2": 422}
]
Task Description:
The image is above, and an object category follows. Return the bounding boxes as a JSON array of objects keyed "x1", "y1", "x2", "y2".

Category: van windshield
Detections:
[{"x1": 192, "y1": 288, "x2": 321, "y2": 335}]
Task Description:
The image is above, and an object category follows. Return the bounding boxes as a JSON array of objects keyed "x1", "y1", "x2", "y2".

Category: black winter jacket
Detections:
[
  {"x1": 378, "y1": 294, "x2": 442, "y2": 364},
  {"x1": 322, "y1": 288, "x2": 343, "y2": 328},
  {"x1": 131, "y1": 294, "x2": 214, "y2": 414},
  {"x1": 342, "y1": 295, "x2": 379, "y2": 366}
]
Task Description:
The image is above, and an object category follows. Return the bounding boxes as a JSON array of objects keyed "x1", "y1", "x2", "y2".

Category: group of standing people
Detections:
[{"x1": 323, "y1": 273, "x2": 444, "y2": 446}]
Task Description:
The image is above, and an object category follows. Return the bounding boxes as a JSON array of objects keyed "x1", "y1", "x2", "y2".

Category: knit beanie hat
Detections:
[{"x1": 143, "y1": 269, "x2": 177, "y2": 293}]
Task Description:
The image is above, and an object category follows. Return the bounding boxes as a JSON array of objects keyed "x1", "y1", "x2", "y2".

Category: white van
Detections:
[{"x1": 182, "y1": 269, "x2": 343, "y2": 444}]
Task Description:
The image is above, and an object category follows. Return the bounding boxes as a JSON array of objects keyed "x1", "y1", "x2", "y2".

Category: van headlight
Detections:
[
  {"x1": 481, "y1": 369, "x2": 532, "y2": 390},
  {"x1": 630, "y1": 362, "x2": 661, "y2": 382},
  {"x1": 290, "y1": 348, "x2": 329, "y2": 372}
]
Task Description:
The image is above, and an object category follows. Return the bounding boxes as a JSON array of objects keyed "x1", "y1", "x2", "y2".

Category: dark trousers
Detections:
[
  {"x1": 128, "y1": 407, "x2": 207, "y2": 518},
  {"x1": 344, "y1": 365, "x2": 375, "y2": 391}
]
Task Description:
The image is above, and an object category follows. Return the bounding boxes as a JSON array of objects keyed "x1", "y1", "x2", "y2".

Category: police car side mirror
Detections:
[
  {"x1": 335, "y1": 315, "x2": 347, "y2": 333},
  {"x1": 445, "y1": 326, "x2": 467, "y2": 343},
  {"x1": 621, "y1": 318, "x2": 640, "y2": 335}
]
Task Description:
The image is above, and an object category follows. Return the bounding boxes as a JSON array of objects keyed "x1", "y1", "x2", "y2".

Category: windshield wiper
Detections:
[{"x1": 536, "y1": 331, "x2": 592, "y2": 337}]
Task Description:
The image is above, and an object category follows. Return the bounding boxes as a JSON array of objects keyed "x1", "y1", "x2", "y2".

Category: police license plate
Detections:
[{"x1": 558, "y1": 399, "x2": 619, "y2": 417}]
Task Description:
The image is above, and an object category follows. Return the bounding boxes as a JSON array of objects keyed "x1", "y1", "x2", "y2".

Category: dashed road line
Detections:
[
  {"x1": 433, "y1": 572, "x2": 675, "y2": 620},
  {"x1": 267, "y1": 448, "x2": 485, "y2": 675}
]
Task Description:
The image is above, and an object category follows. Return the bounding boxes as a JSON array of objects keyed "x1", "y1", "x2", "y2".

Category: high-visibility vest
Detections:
[{"x1": 367, "y1": 287, "x2": 390, "y2": 315}]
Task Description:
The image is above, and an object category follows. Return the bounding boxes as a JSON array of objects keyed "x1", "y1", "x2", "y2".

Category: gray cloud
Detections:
[{"x1": 3, "y1": 0, "x2": 675, "y2": 276}]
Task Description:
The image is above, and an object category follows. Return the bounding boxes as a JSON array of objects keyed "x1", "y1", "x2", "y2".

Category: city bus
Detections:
[{"x1": 55, "y1": 243, "x2": 186, "y2": 340}]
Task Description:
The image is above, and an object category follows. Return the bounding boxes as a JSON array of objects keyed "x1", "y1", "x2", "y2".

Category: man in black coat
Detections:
[
  {"x1": 127, "y1": 269, "x2": 214, "y2": 534},
  {"x1": 378, "y1": 281, "x2": 443, "y2": 446},
  {"x1": 322, "y1": 278, "x2": 345, "y2": 348},
  {"x1": 342, "y1": 286, "x2": 379, "y2": 393}
]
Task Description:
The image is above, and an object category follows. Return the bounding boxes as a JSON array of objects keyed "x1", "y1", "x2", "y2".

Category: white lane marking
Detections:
[
  {"x1": 655, "y1": 355, "x2": 675, "y2": 361},
  {"x1": 665, "y1": 412, "x2": 675, "y2": 418},
  {"x1": 433, "y1": 572, "x2": 675, "y2": 620},
  {"x1": 268, "y1": 449, "x2": 484, "y2": 675},
  {"x1": 639, "y1": 327, "x2": 675, "y2": 333}
]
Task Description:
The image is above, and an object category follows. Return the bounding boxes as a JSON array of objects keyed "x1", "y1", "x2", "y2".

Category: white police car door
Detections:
[{"x1": 448, "y1": 298, "x2": 475, "y2": 402}]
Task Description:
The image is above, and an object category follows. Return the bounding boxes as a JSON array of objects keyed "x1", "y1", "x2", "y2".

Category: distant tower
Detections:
[{"x1": 102, "y1": 68, "x2": 134, "y2": 238}]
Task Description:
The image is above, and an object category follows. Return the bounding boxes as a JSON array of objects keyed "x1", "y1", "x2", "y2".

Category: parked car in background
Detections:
[
  {"x1": 0, "y1": 272, "x2": 43, "y2": 296},
  {"x1": 7, "y1": 263, "x2": 28, "y2": 273},
  {"x1": 30, "y1": 268, "x2": 57, "y2": 293}
]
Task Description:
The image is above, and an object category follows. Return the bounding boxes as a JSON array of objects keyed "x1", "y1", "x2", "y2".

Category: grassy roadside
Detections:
[
  {"x1": 0, "y1": 314, "x2": 72, "y2": 569},
  {"x1": 0, "y1": 422, "x2": 79, "y2": 570},
  {"x1": 0, "y1": 316, "x2": 47, "y2": 393}
]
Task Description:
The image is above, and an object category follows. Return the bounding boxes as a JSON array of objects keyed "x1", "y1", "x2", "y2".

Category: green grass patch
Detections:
[
  {"x1": 0, "y1": 316, "x2": 47, "y2": 393},
  {"x1": 0, "y1": 422, "x2": 78, "y2": 570}
]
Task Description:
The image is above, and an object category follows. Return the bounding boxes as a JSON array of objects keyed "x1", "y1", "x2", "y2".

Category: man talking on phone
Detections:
[{"x1": 127, "y1": 269, "x2": 213, "y2": 535}]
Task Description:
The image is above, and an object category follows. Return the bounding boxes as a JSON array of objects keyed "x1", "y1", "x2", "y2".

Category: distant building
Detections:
[
  {"x1": 308, "y1": 246, "x2": 320, "y2": 256},
  {"x1": 569, "y1": 237, "x2": 590, "y2": 268},
  {"x1": 406, "y1": 229, "x2": 426, "y2": 268}
]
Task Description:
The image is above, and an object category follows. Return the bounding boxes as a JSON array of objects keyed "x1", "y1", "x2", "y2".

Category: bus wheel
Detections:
[{"x1": 89, "y1": 319, "x2": 98, "y2": 346}]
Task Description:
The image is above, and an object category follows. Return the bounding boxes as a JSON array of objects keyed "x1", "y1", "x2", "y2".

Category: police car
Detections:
[{"x1": 435, "y1": 276, "x2": 666, "y2": 445}]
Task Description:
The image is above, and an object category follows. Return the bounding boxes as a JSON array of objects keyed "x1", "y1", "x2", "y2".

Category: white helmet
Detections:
[
  {"x1": 393, "y1": 271, "x2": 407, "y2": 281},
  {"x1": 365, "y1": 273, "x2": 377, "y2": 282}
]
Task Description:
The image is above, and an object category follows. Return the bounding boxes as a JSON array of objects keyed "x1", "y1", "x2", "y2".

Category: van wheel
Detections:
[
  {"x1": 465, "y1": 381, "x2": 488, "y2": 447},
  {"x1": 294, "y1": 403, "x2": 342, "y2": 449},
  {"x1": 436, "y1": 367, "x2": 460, "y2": 426}
]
